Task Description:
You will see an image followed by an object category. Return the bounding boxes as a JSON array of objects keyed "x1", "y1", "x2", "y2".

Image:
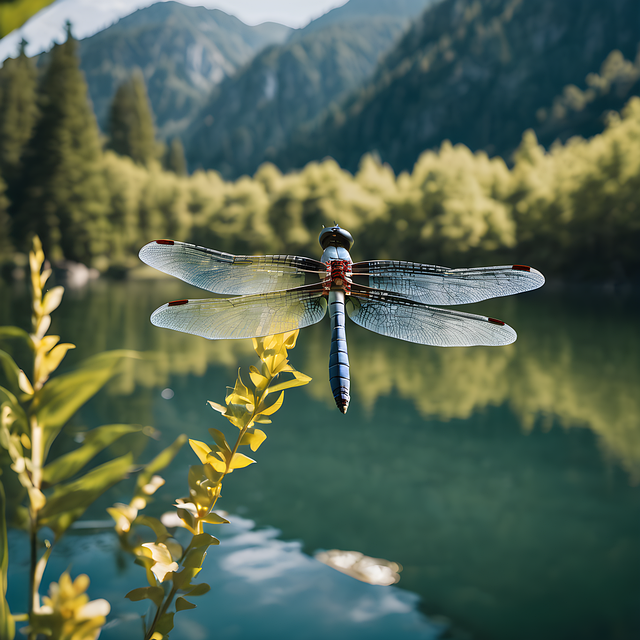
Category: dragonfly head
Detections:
[{"x1": 319, "y1": 225, "x2": 354, "y2": 251}]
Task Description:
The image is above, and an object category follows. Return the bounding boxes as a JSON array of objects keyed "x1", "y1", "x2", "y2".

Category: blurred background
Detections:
[{"x1": 0, "y1": 1, "x2": 639, "y2": 639}]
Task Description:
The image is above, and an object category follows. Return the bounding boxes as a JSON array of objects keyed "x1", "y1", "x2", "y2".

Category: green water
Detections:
[{"x1": 2, "y1": 279, "x2": 639, "y2": 639}]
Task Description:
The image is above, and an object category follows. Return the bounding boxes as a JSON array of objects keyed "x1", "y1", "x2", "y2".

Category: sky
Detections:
[{"x1": 0, "y1": 0, "x2": 349, "y2": 62}]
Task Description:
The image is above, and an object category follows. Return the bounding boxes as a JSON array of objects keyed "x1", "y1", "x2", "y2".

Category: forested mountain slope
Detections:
[
  {"x1": 277, "y1": 0, "x2": 640, "y2": 173},
  {"x1": 184, "y1": 0, "x2": 435, "y2": 178},
  {"x1": 76, "y1": 1, "x2": 291, "y2": 138}
]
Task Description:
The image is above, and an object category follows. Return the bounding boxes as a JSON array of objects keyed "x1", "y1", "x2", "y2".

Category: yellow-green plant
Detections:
[
  {"x1": 0, "y1": 237, "x2": 184, "y2": 640},
  {"x1": 116, "y1": 331, "x2": 311, "y2": 640}
]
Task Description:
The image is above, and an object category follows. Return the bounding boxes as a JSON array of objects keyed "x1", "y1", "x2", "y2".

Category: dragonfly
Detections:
[{"x1": 139, "y1": 225, "x2": 544, "y2": 414}]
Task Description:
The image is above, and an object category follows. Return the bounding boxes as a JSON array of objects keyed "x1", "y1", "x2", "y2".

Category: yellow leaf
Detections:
[
  {"x1": 257, "y1": 391, "x2": 284, "y2": 416},
  {"x1": 283, "y1": 330, "x2": 299, "y2": 349},
  {"x1": 229, "y1": 453, "x2": 256, "y2": 470},
  {"x1": 36, "y1": 334, "x2": 60, "y2": 354},
  {"x1": 42, "y1": 286, "x2": 65, "y2": 316},
  {"x1": 207, "y1": 457, "x2": 227, "y2": 473},
  {"x1": 207, "y1": 401, "x2": 226, "y2": 414},
  {"x1": 34, "y1": 315, "x2": 51, "y2": 340},
  {"x1": 189, "y1": 440, "x2": 212, "y2": 465},
  {"x1": 249, "y1": 366, "x2": 268, "y2": 389},
  {"x1": 18, "y1": 370, "x2": 34, "y2": 396},
  {"x1": 240, "y1": 429, "x2": 267, "y2": 452},
  {"x1": 268, "y1": 374, "x2": 311, "y2": 394},
  {"x1": 141, "y1": 542, "x2": 179, "y2": 582},
  {"x1": 38, "y1": 343, "x2": 75, "y2": 383}
]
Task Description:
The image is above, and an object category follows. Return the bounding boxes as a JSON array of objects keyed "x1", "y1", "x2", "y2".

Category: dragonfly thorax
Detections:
[{"x1": 323, "y1": 259, "x2": 352, "y2": 294}]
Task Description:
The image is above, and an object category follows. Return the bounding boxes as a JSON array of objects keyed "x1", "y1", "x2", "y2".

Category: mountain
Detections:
[
  {"x1": 184, "y1": 0, "x2": 435, "y2": 178},
  {"x1": 276, "y1": 0, "x2": 640, "y2": 173},
  {"x1": 76, "y1": 1, "x2": 291, "y2": 138},
  {"x1": 297, "y1": 0, "x2": 436, "y2": 36}
]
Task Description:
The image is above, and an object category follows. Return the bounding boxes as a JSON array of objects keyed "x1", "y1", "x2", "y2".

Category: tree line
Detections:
[{"x1": 0, "y1": 26, "x2": 639, "y2": 280}]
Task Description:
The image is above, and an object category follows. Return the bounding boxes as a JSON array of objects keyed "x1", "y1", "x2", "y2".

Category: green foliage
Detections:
[
  {"x1": 165, "y1": 138, "x2": 187, "y2": 176},
  {"x1": 0, "y1": 237, "x2": 171, "y2": 637},
  {"x1": 107, "y1": 71, "x2": 159, "y2": 167},
  {"x1": 13, "y1": 24, "x2": 109, "y2": 265},
  {"x1": 116, "y1": 330, "x2": 311, "y2": 640},
  {"x1": 0, "y1": 0, "x2": 56, "y2": 38},
  {"x1": 0, "y1": 41, "x2": 38, "y2": 186},
  {"x1": 0, "y1": 483, "x2": 15, "y2": 640}
]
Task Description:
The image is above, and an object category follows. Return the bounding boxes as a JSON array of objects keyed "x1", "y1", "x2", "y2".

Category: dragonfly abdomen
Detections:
[{"x1": 328, "y1": 290, "x2": 350, "y2": 414}]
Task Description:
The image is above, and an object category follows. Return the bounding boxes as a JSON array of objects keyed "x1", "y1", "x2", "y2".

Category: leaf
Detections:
[
  {"x1": 182, "y1": 583, "x2": 210, "y2": 597},
  {"x1": 207, "y1": 401, "x2": 226, "y2": 414},
  {"x1": 239, "y1": 429, "x2": 267, "y2": 452},
  {"x1": 0, "y1": 386, "x2": 28, "y2": 431},
  {"x1": 189, "y1": 440, "x2": 211, "y2": 465},
  {"x1": 125, "y1": 586, "x2": 164, "y2": 608},
  {"x1": 38, "y1": 453, "x2": 134, "y2": 538},
  {"x1": 0, "y1": 351, "x2": 24, "y2": 397},
  {"x1": 201, "y1": 512, "x2": 229, "y2": 525},
  {"x1": 207, "y1": 428, "x2": 230, "y2": 452},
  {"x1": 257, "y1": 391, "x2": 285, "y2": 417},
  {"x1": 41, "y1": 287, "x2": 64, "y2": 316},
  {"x1": 0, "y1": 482, "x2": 16, "y2": 640},
  {"x1": 229, "y1": 453, "x2": 256, "y2": 470},
  {"x1": 135, "y1": 435, "x2": 187, "y2": 494},
  {"x1": 176, "y1": 509, "x2": 196, "y2": 534},
  {"x1": 268, "y1": 372, "x2": 312, "y2": 394},
  {"x1": 183, "y1": 547, "x2": 208, "y2": 569},
  {"x1": 249, "y1": 366, "x2": 268, "y2": 389},
  {"x1": 155, "y1": 612, "x2": 175, "y2": 635},
  {"x1": 42, "y1": 424, "x2": 142, "y2": 487},
  {"x1": 172, "y1": 567, "x2": 201, "y2": 590},
  {"x1": 37, "y1": 343, "x2": 75, "y2": 384},
  {"x1": 34, "y1": 350, "x2": 142, "y2": 452},
  {"x1": 0, "y1": 327, "x2": 33, "y2": 352},
  {"x1": 134, "y1": 515, "x2": 169, "y2": 540},
  {"x1": 191, "y1": 533, "x2": 220, "y2": 549},
  {"x1": 0, "y1": 1, "x2": 59, "y2": 38},
  {"x1": 175, "y1": 598, "x2": 196, "y2": 612}
]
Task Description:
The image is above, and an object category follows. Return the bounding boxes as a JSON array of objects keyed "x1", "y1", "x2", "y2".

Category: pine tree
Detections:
[
  {"x1": 165, "y1": 137, "x2": 187, "y2": 175},
  {"x1": 0, "y1": 39, "x2": 39, "y2": 187},
  {"x1": 107, "y1": 70, "x2": 158, "y2": 166},
  {"x1": 15, "y1": 22, "x2": 109, "y2": 265},
  {"x1": 0, "y1": 171, "x2": 11, "y2": 260}
]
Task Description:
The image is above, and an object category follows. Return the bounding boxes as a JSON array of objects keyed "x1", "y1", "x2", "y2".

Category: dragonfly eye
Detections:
[{"x1": 319, "y1": 225, "x2": 354, "y2": 250}]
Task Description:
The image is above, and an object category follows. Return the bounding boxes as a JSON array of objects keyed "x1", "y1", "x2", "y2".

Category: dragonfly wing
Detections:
[
  {"x1": 139, "y1": 240, "x2": 325, "y2": 295},
  {"x1": 346, "y1": 287, "x2": 516, "y2": 347},
  {"x1": 352, "y1": 260, "x2": 544, "y2": 305},
  {"x1": 150, "y1": 285, "x2": 327, "y2": 340}
]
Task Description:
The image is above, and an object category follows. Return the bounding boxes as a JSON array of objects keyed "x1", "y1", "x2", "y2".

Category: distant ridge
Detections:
[
  {"x1": 76, "y1": 1, "x2": 292, "y2": 138},
  {"x1": 276, "y1": 0, "x2": 640, "y2": 173},
  {"x1": 184, "y1": 0, "x2": 435, "y2": 177}
]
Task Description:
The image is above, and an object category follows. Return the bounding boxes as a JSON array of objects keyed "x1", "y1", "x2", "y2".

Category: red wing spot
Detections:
[
  {"x1": 168, "y1": 299, "x2": 189, "y2": 307},
  {"x1": 156, "y1": 239, "x2": 175, "y2": 245},
  {"x1": 512, "y1": 264, "x2": 531, "y2": 272},
  {"x1": 488, "y1": 317, "x2": 505, "y2": 326}
]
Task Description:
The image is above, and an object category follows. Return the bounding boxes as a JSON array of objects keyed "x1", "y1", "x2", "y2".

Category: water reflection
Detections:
[{"x1": 1, "y1": 280, "x2": 638, "y2": 478}]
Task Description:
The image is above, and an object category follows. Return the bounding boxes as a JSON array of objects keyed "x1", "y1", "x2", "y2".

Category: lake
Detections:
[{"x1": 2, "y1": 277, "x2": 639, "y2": 640}]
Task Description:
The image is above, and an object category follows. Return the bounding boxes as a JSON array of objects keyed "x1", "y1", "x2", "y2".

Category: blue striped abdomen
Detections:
[{"x1": 328, "y1": 290, "x2": 350, "y2": 414}]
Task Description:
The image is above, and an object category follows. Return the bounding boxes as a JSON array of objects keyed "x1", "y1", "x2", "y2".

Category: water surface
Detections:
[{"x1": 2, "y1": 279, "x2": 639, "y2": 640}]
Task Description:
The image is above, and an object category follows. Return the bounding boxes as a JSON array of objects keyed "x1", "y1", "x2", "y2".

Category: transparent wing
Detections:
[
  {"x1": 346, "y1": 286, "x2": 516, "y2": 347},
  {"x1": 139, "y1": 240, "x2": 326, "y2": 295},
  {"x1": 150, "y1": 285, "x2": 327, "y2": 340},
  {"x1": 352, "y1": 260, "x2": 544, "y2": 305}
]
